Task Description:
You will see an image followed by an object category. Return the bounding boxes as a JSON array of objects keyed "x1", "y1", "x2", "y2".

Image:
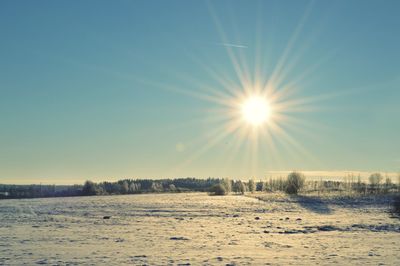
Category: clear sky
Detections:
[{"x1": 0, "y1": 0, "x2": 399, "y2": 184}]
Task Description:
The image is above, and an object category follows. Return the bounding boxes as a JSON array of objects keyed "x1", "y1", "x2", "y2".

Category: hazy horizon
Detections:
[
  {"x1": 1, "y1": 170, "x2": 399, "y2": 186},
  {"x1": 1, "y1": 0, "x2": 399, "y2": 184}
]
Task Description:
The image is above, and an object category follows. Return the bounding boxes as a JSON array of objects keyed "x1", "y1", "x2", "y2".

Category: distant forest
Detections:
[
  {"x1": 0, "y1": 178, "x2": 221, "y2": 199},
  {"x1": 0, "y1": 173, "x2": 399, "y2": 199}
]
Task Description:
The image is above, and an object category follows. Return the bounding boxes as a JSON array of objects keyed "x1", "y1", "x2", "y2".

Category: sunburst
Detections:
[{"x1": 116, "y1": 1, "x2": 335, "y2": 178}]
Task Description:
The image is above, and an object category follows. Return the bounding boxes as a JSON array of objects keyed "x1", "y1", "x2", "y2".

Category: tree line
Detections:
[
  {"x1": 0, "y1": 184, "x2": 82, "y2": 199},
  {"x1": 0, "y1": 178, "x2": 221, "y2": 199},
  {"x1": 81, "y1": 178, "x2": 221, "y2": 196},
  {"x1": 0, "y1": 172, "x2": 399, "y2": 199},
  {"x1": 210, "y1": 172, "x2": 400, "y2": 195}
]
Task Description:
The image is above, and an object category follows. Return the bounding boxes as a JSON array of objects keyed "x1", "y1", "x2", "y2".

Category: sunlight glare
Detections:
[{"x1": 241, "y1": 96, "x2": 271, "y2": 126}]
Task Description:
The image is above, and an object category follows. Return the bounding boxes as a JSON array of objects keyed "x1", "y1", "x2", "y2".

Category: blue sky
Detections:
[{"x1": 0, "y1": 0, "x2": 399, "y2": 184}]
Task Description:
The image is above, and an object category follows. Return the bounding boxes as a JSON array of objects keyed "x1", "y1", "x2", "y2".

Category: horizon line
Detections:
[{"x1": 1, "y1": 170, "x2": 399, "y2": 185}]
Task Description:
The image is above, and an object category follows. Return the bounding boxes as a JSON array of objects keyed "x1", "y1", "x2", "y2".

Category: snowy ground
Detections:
[{"x1": 0, "y1": 193, "x2": 399, "y2": 265}]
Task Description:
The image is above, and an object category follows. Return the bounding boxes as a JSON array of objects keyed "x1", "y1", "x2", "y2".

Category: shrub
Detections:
[
  {"x1": 255, "y1": 181, "x2": 263, "y2": 191},
  {"x1": 392, "y1": 195, "x2": 400, "y2": 215},
  {"x1": 285, "y1": 172, "x2": 305, "y2": 194},
  {"x1": 209, "y1": 184, "x2": 227, "y2": 196}
]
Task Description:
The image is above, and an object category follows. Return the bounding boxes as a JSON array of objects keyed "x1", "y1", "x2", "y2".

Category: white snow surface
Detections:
[{"x1": 0, "y1": 193, "x2": 399, "y2": 265}]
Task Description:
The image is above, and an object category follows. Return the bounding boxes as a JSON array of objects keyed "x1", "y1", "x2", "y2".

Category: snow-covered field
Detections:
[{"x1": 0, "y1": 193, "x2": 399, "y2": 265}]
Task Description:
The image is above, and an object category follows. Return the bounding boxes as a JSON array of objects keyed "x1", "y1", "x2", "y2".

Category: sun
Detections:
[{"x1": 241, "y1": 96, "x2": 271, "y2": 126}]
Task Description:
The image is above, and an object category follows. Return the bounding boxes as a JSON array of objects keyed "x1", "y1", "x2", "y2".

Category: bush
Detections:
[
  {"x1": 209, "y1": 184, "x2": 227, "y2": 196},
  {"x1": 285, "y1": 172, "x2": 305, "y2": 194}
]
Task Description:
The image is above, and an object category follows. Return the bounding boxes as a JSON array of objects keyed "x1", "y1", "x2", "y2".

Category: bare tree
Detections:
[
  {"x1": 285, "y1": 172, "x2": 305, "y2": 194},
  {"x1": 248, "y1": 179, "x2": 255, "y2": 193},
  {"x1": 222, "y1": 178, "x2": 232, "y2": 193},
  {"x1": 369, "y1": 173, "x2": 383, "y2": 193}
]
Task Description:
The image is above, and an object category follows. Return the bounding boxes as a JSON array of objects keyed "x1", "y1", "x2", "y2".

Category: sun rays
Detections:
[
  {"x1": 160, "y1": 2, "x2": 329, "y2": 178},
  {"x1": 91, "y1": 1, "x2": 338, "y2": 178}
]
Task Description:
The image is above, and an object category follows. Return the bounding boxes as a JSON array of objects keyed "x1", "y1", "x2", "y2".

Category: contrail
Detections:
[{"x1": 214, "y1": 42, "x2": 248, "y2": 49}]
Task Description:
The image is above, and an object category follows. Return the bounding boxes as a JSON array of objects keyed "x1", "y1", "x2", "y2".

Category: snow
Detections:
[{"x1": 0, "y1": 193, "x2": 399, "y2": 265}]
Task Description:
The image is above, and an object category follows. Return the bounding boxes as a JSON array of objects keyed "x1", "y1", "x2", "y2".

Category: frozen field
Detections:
[{"x1": 0, "y1": 193, "x2": 399, "y2": 265}]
